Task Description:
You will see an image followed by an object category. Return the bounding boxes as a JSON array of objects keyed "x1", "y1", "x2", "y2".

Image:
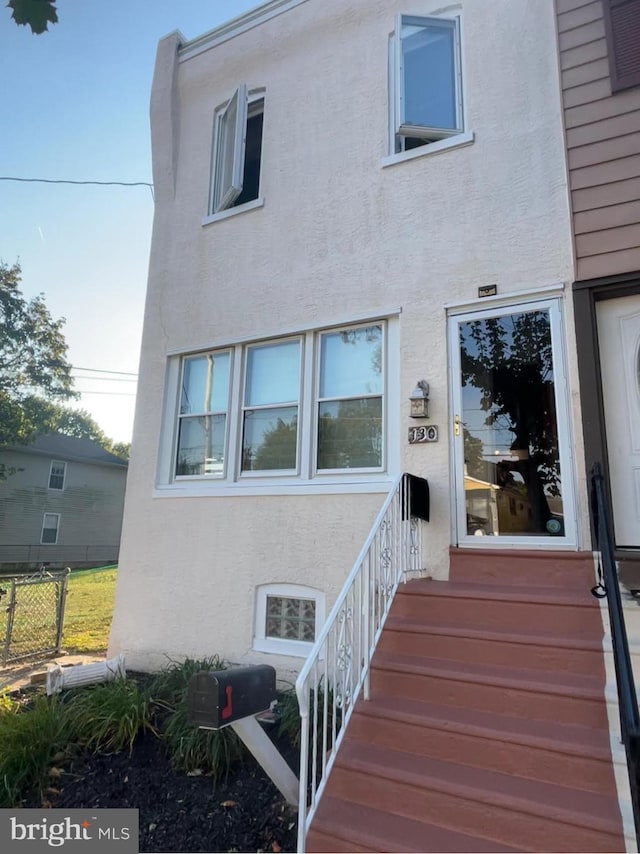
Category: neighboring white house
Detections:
[
  {"x1": 109, "y1": 0, "x2": 585, "y2": 674},
  {"x1": 0, "y1": 434, "x2": 128, "y2": 569}
]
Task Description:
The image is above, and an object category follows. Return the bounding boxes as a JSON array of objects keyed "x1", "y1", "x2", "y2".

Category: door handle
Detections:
[{"x1": 454, "y1": 415, "x2": 461, "y2": 437}]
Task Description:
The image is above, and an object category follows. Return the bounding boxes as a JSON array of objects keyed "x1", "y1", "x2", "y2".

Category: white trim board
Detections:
[{"x1": 178, "y1": 0, "x2": 311, "y2": 62}]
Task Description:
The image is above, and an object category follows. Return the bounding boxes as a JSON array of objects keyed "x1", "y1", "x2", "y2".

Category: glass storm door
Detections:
[{"x1": 450, "y1": 300, "x2": 576, "y2": 546}]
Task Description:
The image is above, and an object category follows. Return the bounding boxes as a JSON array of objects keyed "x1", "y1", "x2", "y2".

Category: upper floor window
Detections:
[
  {"x1": 48, "y1": 460, "x2": 66, "y2": 490},
  {"x1": 208, "y1": 85, "x2": 264, "y2": 215},
  {"x1": 391, "y1": 15, "x2": 463, "y2": 154},
  {"x1": 603, "y1": 0, "x2": 640, "y2": 92}
]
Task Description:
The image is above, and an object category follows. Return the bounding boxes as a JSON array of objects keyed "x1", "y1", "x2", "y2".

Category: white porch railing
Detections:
[{"x1": 294, "y1": 473, "x2": 426, "y2": 852}]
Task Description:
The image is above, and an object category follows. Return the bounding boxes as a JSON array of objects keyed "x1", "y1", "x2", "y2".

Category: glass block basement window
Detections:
[{"x1": 266, "y1": 596, "x2": 316, "y2": 641}]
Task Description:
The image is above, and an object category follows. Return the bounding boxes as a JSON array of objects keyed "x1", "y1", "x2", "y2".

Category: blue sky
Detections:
[{"x1": 1, "y1": 0, "x2": 259, "y2": 442}]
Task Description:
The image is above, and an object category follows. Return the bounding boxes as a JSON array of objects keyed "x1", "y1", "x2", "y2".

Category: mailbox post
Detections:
[{"x1": 187, "y1": 665, "x2": 298, "y2": 806}]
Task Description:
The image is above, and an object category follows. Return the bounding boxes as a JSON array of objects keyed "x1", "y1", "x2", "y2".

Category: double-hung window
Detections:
[
  {"x1": 167, "y1": 321, "x2": 389, "y2": 485},
  {"x1": 209, "y1": 85, "x2": 264, "y2": 215},
  {"x1": 317, "y1": 325, "x2": 384, "y2": 471},
  {"x1": 176, "y1": 351, "x2": 231, "y2": 477},
  {"x1": 392, "y1": 14, "x2": 463, "y2": 153},
  {"x1": 48, "y1": 460, "x2": 66, "y2": 490},
  {"x1": 242, "y1": 340, "x2": 301, "y2": 473},
  {"x1": 41, "y1": 513, "x2": 60, "y2": 545}
]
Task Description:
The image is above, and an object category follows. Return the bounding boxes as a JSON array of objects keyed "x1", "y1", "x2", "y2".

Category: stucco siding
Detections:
[
  {"x1": 557, "y1": 0, "x2": 640, "y2": 280},
  {"x1": 111, "y1": 0, "x2": 579, "y2": 672}
]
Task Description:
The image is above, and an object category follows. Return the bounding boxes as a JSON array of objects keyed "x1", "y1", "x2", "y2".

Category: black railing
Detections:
[{"x1": 591, "y1": 462, "x2": 640, "y2": 846}]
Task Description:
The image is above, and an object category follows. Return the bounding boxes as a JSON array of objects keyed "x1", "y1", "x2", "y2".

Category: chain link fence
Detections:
[{"x1": 0, "y1": 568, "x2": 70, "y2": 664}]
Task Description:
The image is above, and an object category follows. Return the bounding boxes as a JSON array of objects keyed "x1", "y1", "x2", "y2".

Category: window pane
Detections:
[
  {"x1": 180, "y1": 353, "x2": 230, "y2": 415},
  {"x1": 317, "y1": 398, "x2": 382, "y2": 469},
  {"x1": 265, "y1": 596, "x2": 316, "y2": 641},
  {"x1": 402, "y1": 21, "x2": 456, "y2": 130},
  {"x1": 242, "y1": 406, "x2": 297, "y2": 471},
  {"x1": 320, "y1": 326, "x2": 382, "y2": 398},
  {"x1": 245, "y1": 341, "x2": 300, "y2": 406},
  {"x1": 176, "y1": 414, "x2": 226, "y2": 476},
  {"x1": 217, "y1": 93, "x2": 238, "y2": 208},
  {"x1": 49, "y1": 462, "x2": 65, "y2": 490},
  {"x1": 42, "y1": 514, "x2": 59, "y2": 544}
]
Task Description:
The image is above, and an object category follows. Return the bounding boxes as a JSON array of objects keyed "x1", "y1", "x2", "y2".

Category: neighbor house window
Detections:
[
  {"x1": 167, "y1": 320, "x2": 390, "y2": 484},
  {"x1": 41, "y1": 513, "x2": 60, "y2": 545},
  {"x1": 242, "y1": 339, "x2": 300, "y2": 473},
  {"x1": 602, "y1": 0, "x2": 640, "y2": 92},
  {"x1": 175, "y1": 351, "x2": 231, "y2": 477},
  {"x1": 391, "y1": 15, "x2": 463, "y2": 153},
  {"x1": 317, "y1": 325, "x2": 384, "y2": 471},
  {"x1": 254, "y1": 584, "x2": 325, "y2": 656},
  {"x1": 208, "y1": 85, "x2": 264, "y2": 215},
  {"x1": 48, "y1": 460, "x2": 66, "y2": 490}
]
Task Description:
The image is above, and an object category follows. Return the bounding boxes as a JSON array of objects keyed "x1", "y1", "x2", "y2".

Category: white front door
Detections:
[
  {"x1": 597, "y1": 295, "x2": 640, "y2": 548},
  {"x1": 449, "y1": 298, "x2": 577, "y2": 547}
]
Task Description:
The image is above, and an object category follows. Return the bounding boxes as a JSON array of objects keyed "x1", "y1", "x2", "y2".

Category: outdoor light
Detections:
[{"x1": 409, "y1": 380, "x2": 430, "y2": 418}]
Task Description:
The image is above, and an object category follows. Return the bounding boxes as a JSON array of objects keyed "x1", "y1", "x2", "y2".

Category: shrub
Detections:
[
  {"x1": 63, "y1": 677, "x2": 152, "y2": 754},
  {"x1": 0, "y1": 694, "x2": 68, "y2": 807},
  {"x1": 148, "y1": 656, "x2": 247, "y2": 779}
]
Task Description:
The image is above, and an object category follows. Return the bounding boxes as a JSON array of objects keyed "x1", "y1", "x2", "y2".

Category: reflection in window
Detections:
[
  {"x1": 317, "y1": 325, "x2": 383, "y2": 470},
  {"x1": 459, "y1": 309, "x2": 563, "y2": 537},
  {"x1": 242, "y1": 340, "x2": 300, "y2": 472},
  {"x1": 176, "y1": 351, "x2": 230, "y2": 476}
]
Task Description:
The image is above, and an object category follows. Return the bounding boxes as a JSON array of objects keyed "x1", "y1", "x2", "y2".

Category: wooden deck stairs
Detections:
[{"x1": 306, "y1": 549, "x2": 626, "y2": 853}]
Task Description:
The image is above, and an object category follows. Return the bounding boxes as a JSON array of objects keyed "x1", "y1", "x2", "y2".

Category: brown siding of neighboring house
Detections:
[{"x1": 557, "y1": 0, "x2": 640, "y2": 280}]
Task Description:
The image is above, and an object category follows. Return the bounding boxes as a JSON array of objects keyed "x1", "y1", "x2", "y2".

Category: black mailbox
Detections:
[{"x1": 186, "y1": 665, "x2": 277, "y2": 729}]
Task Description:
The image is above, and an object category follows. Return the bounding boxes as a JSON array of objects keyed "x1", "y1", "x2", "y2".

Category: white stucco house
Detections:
[
  {"x1": 109, "y1": 0, "x2": 585, "y2": 673},
  {"x1": 106, "y1": 2, "x2": 640, "y2": 847}
]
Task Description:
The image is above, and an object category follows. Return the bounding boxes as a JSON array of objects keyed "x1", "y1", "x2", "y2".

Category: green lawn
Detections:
[{"x1": 62, "y1": 566, "x2": 117, "y2": 654}]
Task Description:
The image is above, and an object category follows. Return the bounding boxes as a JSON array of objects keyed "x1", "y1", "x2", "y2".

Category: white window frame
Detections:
[
  {"x1": 41, "y1": 513, "x2": 60, "y2": 545},
  {"x1": 48, "y1": 460, "x2": 66, "y2": 491},
  {"x1": 207, "y1": 85, "x2": 265, "y2": 219},
  {"x1": 253, "y1": 583, "x2": 325, "y2": 657},
  {"x1": 314, "y1": 323, "x2": 386, "y2": 476},
  {"x1": 155, "y1": 313, "x2": 400, "y2": 496},
  {"x1": 174, "y1": 349, "x2": 232, "y2": 480},
  {"x1": 240, "y1": 337, "x2": 303, "y2": 479},
  {"x1": 387, "y1": 13, "x2": 466, "y2": 160}
]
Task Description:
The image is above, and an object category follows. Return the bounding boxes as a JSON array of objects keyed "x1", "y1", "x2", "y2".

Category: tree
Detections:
[
  {"x1": 0, "y1": 261, "x2": 76, "y2": 447},
  {"x1": 459, "y1": 310, "x2": 560, "y2": 532},
  {"x1": 7, "y1": 0, "x2": 57, "y2": 34},
  {"x1": 20, "y1": 397, "x2": 131, "y2": 460}
]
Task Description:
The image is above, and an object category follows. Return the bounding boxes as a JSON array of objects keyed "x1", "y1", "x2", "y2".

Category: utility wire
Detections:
[
  {"x1": 75, "y1": 390, "x2": 137, "y2": 397},
  {"x1": 0, "y1": 176, "x2": 154, "y2": 200},
  {"x1": 73, "y1": 375, "x2": 137, "y2": 383},
  {"x1": 71, "y1": 366, "x2": 138, "y2": 377}
]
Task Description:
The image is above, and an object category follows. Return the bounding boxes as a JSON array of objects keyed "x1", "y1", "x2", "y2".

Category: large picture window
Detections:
[{"x1": 168, "y1": 321, "x2": 389, "y2": 486}]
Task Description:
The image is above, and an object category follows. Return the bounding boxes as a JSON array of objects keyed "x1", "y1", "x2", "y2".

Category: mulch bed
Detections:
[{"x1": 29, "y1": 730, "x2": 298, "y2": 853}]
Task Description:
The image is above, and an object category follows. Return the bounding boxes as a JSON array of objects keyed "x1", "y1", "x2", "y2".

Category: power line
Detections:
[
  {"x1": 73, "y1": 375, "x2": 137, "y2": 383},
  {"x1": 71, "y1": 366, "x2": 138, "y2": 377},
  {"x1": 1, "y1": 176, "x2": 154, "y2": 200},
  {"x1": 75, "y1": 390, "x2": 137, "y2": 397}
]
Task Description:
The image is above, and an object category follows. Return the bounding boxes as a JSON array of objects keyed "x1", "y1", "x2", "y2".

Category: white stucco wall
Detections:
[{"x1": 110, "y1": 0, "x2": 580, "y2": 673}]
